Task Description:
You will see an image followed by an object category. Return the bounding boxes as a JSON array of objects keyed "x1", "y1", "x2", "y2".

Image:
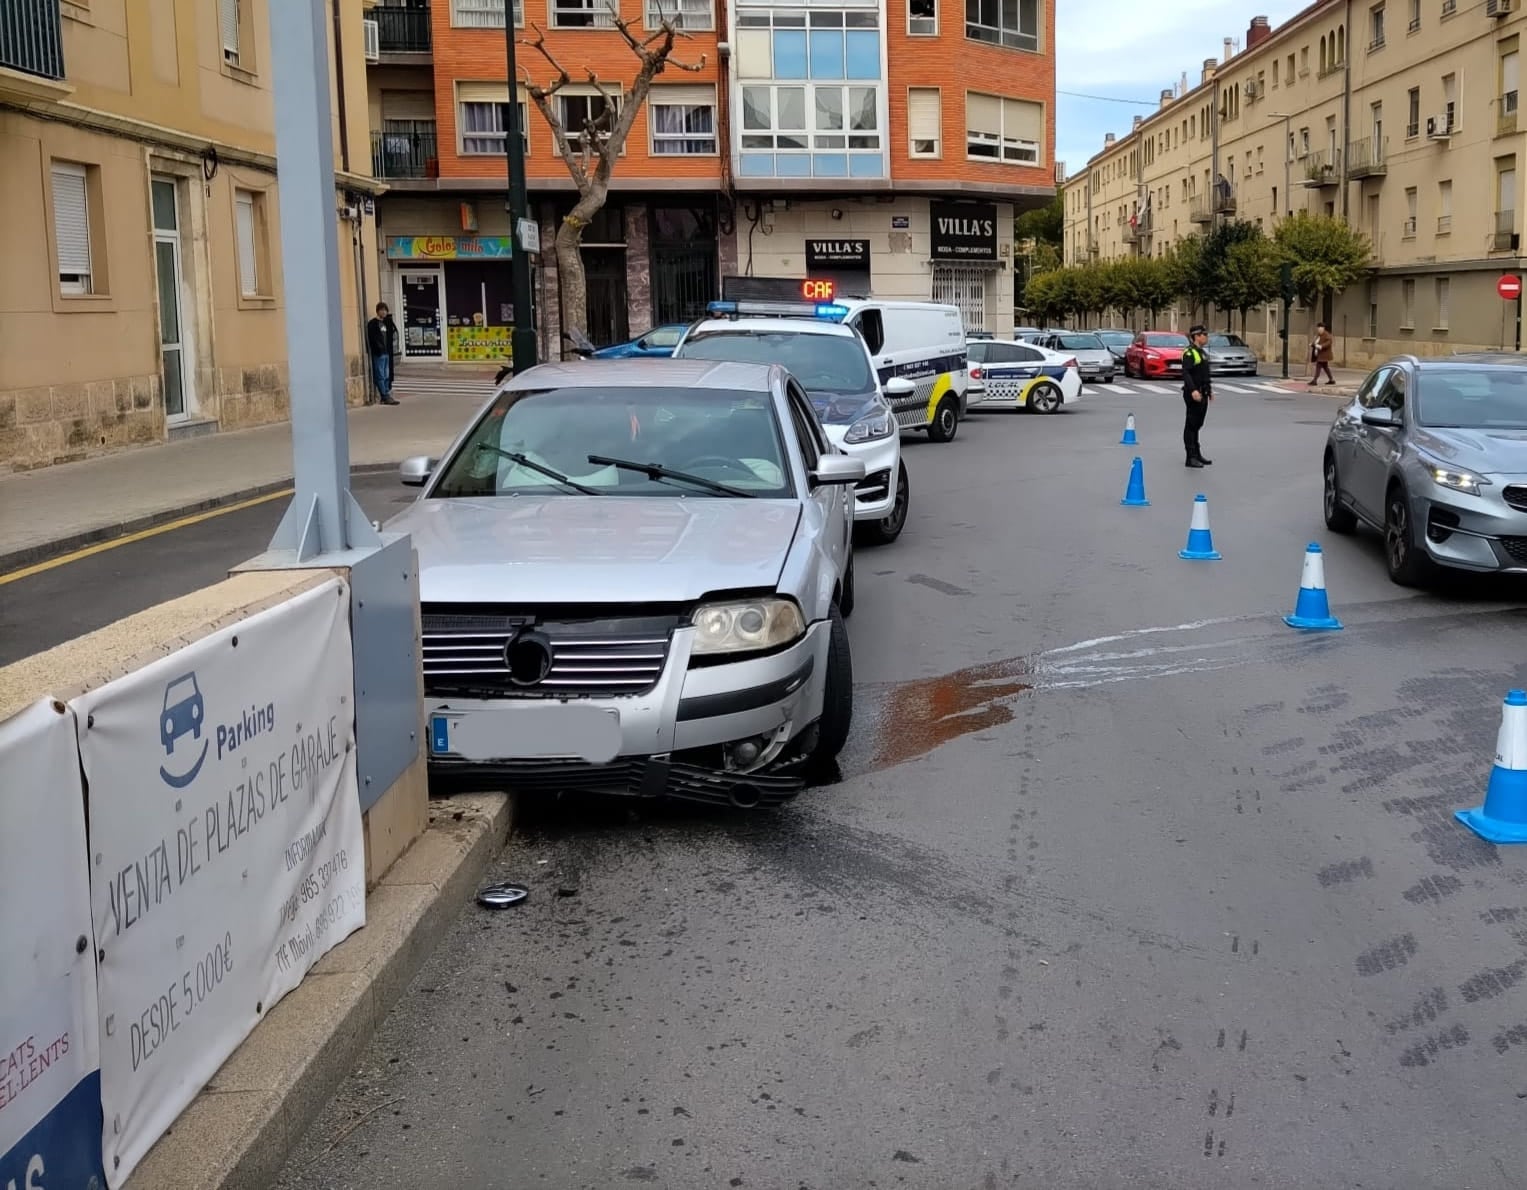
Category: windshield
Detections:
[
  {"x1": 1417, "y1": 367, "x2": 1527, "y2": 429},
  {"x1": 1096, "y1": 331, "x2": 1133, "y2": 346},
  {"x1": 428, "y1": 386, "x2": 792, "y2": 498},
  {"x1": 1144, "y1": 333, "x2": 1189, "y2": 347},
  {"x1": 678, "y1": 329, "x2": 874, "y2": 395},
  {"x1": 1209, "y1": 334, "x2": 1246, "y2": 348},
  {"x1": 1056, "y1": 334, "x2": 1104, "y2": 350},
  {"x1": 644, "y1": 326, "x2": 683, "y2": 348}
]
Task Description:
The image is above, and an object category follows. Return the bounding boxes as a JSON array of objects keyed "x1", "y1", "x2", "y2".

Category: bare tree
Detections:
[{"x1": 521, "y1": 7, "x2": 706, "y2": 354}]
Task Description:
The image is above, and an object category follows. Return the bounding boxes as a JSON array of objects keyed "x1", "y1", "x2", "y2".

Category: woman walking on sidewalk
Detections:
[{"x1": 1311, "y1": 322, "x2": 1335, "y2": 386}]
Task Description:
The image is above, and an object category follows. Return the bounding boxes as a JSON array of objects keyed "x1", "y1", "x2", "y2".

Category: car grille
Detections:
[
  {"x1": 856, "y1": 469, "x2": 891, "y2": 501},
  {"x1": 1503, "y1": 485, "x2": 1527, "y2": 513},
  {"x1": 427, "y1": 756, "x2": 803, "y2": 805},
  {"x1": 420, "y1": 606, "x2": 679, "y2": 697},
  {"x1": 1500, "y1": 537, "x2": 1527, "y2": 564}
]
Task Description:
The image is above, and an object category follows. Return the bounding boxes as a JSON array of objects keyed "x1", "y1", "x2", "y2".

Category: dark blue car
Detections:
[{"x1": 589, "y1": 325, "x2": 688, "y2": 359}]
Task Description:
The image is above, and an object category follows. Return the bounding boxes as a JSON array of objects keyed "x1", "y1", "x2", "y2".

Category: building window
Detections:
[
  {"x1": 1405, "y1": 86, "x2": 1420, "y2": 137},
  {"x1": 219, "y1": 0, "x2": 242, "y2": 65},
  {"x1": 966, "y1": 92, "x2": 1041, "y2": 165},
  {"x1": 1368, "y1": 3, "x2": 1385, "y2": 51},
  {"x1": 645, "y1": 0, "x2": 713, "y2": 29},
  {"x1": 908, "y1": 0, "x2": 936, "y2": 33},
  {"x1": 931, "y1": 264, "x2": 987, "y2": 331},
  {"x1": 1401, "y1": 278, "x2": 1415, "y2": 328},
  {"x1": 235, "y1": 190, "x2": 260, "y2": 296},
  {"x1": 1435, "y1": 277, "x2": 1449, "y2": 329},
  {"x1": 558, "y1": 93, "x2": 621, "y2": 144},
  {"x1": 1437, "y1": 178, "x2": 1452, "y2": 233},
  {"x1": 908, "y1": 86, "x2": 941, "y2": 156},
  {"x1": 1367, "y1": 280, "x2": 1379, "y2": 337},
  {"x1": 551, "y1": 0, "x2": 615, "y2": 28},
  {"x1": 51, "y1": 162, "x2": 93, "y2": 295},
  {"x1": 459, "y1": 100, "x2": 529, "y2": 154},
  {"x1": 451, "y1": 0, "x2": 526, "y2": 26},
  {"x1": 1403, "y1": 186, "x2": 1417, "y2": 237},
  {"x1": 1502, "y1": 47, "x2": 1519, "y2": 132},
  {"x1": 1442, "y1": 72, "x2": 1457, "y2": 129},
  {"x1": 965, "y1": 0, "x2": 1038, "y2": 51},
  {"x1": 650, "y1": 88, "x2": 717, "y2": 154},
  {"x1": 1407, "y1": 0, "x2": 1420, "y2": 30}
]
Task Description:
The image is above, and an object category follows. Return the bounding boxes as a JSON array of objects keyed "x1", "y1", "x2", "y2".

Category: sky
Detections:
[{"x1": 1055, "y1": 0, "x2": 1309, "y2": 179}]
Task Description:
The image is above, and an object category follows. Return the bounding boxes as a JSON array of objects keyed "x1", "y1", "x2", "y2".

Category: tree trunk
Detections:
[{"x1": 552, "y1": 184, "x2": 609, "y2": 358}]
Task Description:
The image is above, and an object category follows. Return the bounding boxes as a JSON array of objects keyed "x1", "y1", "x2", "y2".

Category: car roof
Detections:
[
  {"x1": 504, "y1": 357, "x2": 779, "y2": 393},
  {"x1": 685, "y1": 317, "x2": 858, "y2": 339},
  {"x1": 1419, "y1": 352, "x2": 1527, "y2": 367}
]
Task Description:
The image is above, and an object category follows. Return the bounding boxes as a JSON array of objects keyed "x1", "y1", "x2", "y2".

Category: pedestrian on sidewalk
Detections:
[
  {"x1": 367, "y1": 302, "x2": 401, "y2": 405},
  {"x1": 1181, "y1": 324, "x2": 1214, "y2": 469},
  {"x1": 1311, "y1": 322, "x2": 1335, "y2": 386}
]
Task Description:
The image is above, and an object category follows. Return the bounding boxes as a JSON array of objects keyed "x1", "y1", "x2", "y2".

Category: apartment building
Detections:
[
  {"x1": 366, "y1": 0, "x2": 1053, "y2": 358},
  {"x1": 0, "y1": 0, "x2": 382, "y2": 472},
  {"x1": 1062, "y1": 1, "x2": 1527, "y2": 365}
]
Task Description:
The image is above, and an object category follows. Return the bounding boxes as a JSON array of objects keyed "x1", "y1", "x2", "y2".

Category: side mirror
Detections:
[
  {"x1": 400, "y1": 455, "x2": 434, "y2": 486},
  {"x1": 883, "y1": 377, "x2": 917, "y2": 398},
  {"x1": 810, "y1": 454, "x2": 867, "y2": 486},
  {"x1": 1360, "y1": 407, "x2": 1397, "y2": 428}
]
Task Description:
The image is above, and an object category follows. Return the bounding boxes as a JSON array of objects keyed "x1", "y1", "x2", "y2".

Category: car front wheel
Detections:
[
  {"x1": 859, "y1": 461, "x2": 909, "y2": 546},
  {"x1": 840, "y1": 553, "x2": 856, "y2": 617},
  {"x1": 1385, "y1": 484, "x2": 1433, "y2": 587},
  {"x1": 928, "y1": 395, "x2": 959, "y2": 442},
  {"x1": 811, "y1": 604, "x2": 854, "y2": 763},
  {"x1": 1323, "y1": 454, "x2": 1358, "y2": 534}
]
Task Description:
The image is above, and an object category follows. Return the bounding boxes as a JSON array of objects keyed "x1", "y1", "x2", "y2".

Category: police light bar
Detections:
[{"x1": 706, "y1": 300, "x2": 849, "y2": 320}]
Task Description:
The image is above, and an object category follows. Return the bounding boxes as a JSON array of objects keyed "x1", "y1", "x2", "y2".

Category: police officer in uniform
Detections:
[{"x1": 1181, "y1": 324, "x2": 1213, "y2": 468}]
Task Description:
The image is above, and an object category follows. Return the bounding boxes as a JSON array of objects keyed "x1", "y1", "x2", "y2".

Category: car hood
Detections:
[
  {"x1": 807, "y1": 389, "x2": 882, "y2": 425},
  {"x1": 1141, "y1": 345, "x2": 1185, "y2": 358},
  {"x1": 388, "y1": 496, "x2": 802, "y2": 604},
  {"x1": 1067, "y1": 348, "x2": 1115, "y2": 364},
  {"x1": 1411, "y1": 427, "x2": 1527, "y2": 477}
]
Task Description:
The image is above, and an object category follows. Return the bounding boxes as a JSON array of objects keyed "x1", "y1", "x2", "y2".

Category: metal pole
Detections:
[
  {"x1": 1284, "y1": 116, "x2": 1291, "y2": 218},
  {"x1": 504, "y1": 3, "x2": 538, "y2": 372},
  {"x1": 266, "y1": 0, "x2": 381, "y2": 560}
]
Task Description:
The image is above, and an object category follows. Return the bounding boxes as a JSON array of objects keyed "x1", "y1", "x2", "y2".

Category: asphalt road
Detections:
[
  {"x1": 269, "y1": 383, "x2": 1527, "y2": 1189},
  {"x1": 0, "y1": 473, "x2": 410, "y2": 666}
]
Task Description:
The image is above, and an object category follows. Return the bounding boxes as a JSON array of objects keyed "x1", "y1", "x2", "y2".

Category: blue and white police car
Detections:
[{"x1": 966, "y1": 338, "x2": 1083, "y2": 414}]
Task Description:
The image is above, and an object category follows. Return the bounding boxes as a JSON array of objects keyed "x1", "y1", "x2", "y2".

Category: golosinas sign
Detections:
[{"x1": 930, "y1": 201, "x2": 998, "y2": 262}]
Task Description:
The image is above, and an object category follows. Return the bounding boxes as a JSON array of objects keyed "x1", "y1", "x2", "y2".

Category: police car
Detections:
[
  {"x1": 966, "y1": 338, "x2": 1083, "y2": 414},
  {"x1": 675, "y1": 298, "x2": 910, "y2": 545}
]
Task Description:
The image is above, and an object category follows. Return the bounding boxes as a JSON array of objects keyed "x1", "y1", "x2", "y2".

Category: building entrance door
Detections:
[
  {"x1": 151, "y1": 176, "x2": 195, "y2": 420},
  {"x1": 400, "y1": 270, "x2": 443, "y2": 358}
]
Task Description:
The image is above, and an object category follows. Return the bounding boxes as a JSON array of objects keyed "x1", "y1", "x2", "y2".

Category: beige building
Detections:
[
  {"x1": 1063, "y1": 1, "x2": 1527, "y2": 367},
  {"x1": 0, "y1": 0, "x2": 383, "y2": 472}
]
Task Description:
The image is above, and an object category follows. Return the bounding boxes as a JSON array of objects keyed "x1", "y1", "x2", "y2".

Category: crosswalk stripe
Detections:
[{"x1": 1215, "y1": 383, "x2": 1256, "y2": 393}]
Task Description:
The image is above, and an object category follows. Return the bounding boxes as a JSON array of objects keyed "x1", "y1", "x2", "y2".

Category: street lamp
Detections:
[
  {"x1": 504, "y1": 0, "x2": 538, "y2": 372},
  {"x1": 1268, "y1": 112, "x2": 1295, "y2": 379}
]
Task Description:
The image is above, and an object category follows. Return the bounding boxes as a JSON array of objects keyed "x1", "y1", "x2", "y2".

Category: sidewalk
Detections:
[
  {"x1": 1268, "y1": 364, "x2": 1368, "y2": 398},
  {"x1": 0, "y1": 388, "x2": 488, "y2": 570}
]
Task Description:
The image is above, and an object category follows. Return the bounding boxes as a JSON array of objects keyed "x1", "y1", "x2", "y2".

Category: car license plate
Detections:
[{"x1": 430, "y1": 705, "x2": 621, "y2": 763}]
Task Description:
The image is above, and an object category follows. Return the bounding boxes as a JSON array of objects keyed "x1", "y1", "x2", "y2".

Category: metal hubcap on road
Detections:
[
  {"x1": 1387, "y1": 498, "x2": 1409, "y2": 569},
  {"x1": 1324, "y1": 462, "x2": 1338, "y2": 519},
  {"x1": 1033, "y1": 386, "x2": 1059, "y2": 413},
  {"x1": 940, "y1": 406, "x2": 956, "y2": 436}
]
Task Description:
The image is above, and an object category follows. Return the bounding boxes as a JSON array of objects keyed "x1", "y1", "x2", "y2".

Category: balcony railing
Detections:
[
  {"x1": 1498, "y1": 92, "x2": 1519, "y2": 137},
  {"x1": 1494, "y1": 209, "x2": 1518, "y2": 252},
  {"x1": 375, "y1": 5, "x2": 432, "y2": 53},
  {"x1": 1, "y1": 0, "x2": 64, "y2": 81},
  {"x1": 1303, "y1": 148, "x2": 1341, "y2": 186},
  {"x1": 371, "y1": 125, "x2": 438, "y2": 178},
  {"x1": 1212, "y1": 182, "x2": 1236, "y2": 214},
  {"x1": 1437, "y1": 214, "x2": 1452, "y2": 234},
  {"x1": 1347, "y1": 136, "x2": 1387, "y2": 178},
  {"x1": 1189, "y1": 195, "x2": 1214, "y2": 223},
  {"x1": 1402, "y1": 216, "x2": 1417, "y2": 238}
]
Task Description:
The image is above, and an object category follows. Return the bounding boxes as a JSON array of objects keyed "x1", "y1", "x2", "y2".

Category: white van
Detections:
[{"x1": 831, "y1": 299, "x2": 968, "y2": 443}]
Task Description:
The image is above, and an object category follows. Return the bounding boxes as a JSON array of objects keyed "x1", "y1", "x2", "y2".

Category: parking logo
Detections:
[{"x1": 159, "y1": 670, "x2": 209, "y2": 789}]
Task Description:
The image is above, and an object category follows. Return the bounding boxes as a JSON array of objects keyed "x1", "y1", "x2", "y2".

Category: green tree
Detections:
[
  {"x1": 1201, "y1": 220, "x2": 1264, "y2": 325},
  {"x1": 1098, "y1": 260, "x2": 1133, "y2": 322},
  {"x1": 1272, "y1": 212, "x2": 1373, "y2": 312},
  {"x1": 1220, "y1": 237, "x2": 1281, "y2": 332},
  {"x1": 1071, "y1": 263, "x2": 1104, "y2": 325},
  {"x1": 1023, "y1": 270, "x2": 1061, "y2": 325},
  {"x1": 1118, "y1": 257, "x2": 1176, "y2": 326},
  {"x1": 1015, "y1": 195, "x2": 1063, "y2": 249},
  {"x1": 1167, "y1": 235, "x2": 1212, "y2": 321}
]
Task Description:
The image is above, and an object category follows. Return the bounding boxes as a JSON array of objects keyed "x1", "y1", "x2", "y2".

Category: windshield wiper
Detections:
[
  {"x1": 477, "y1": 443, "x2": 602, "y2": 495},
  {"x1": 587, "y1": 454, "x2": 755, "y2": 498}
]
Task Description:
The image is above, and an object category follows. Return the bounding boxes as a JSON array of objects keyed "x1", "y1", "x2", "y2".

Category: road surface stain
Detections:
[{"x1": 871, "y1": 657, "x2": 1032, "y2": 772}]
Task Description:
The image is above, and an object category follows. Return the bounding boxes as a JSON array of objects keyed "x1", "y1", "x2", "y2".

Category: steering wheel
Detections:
[{"x1": 682, "y1": 455, "x2": 759, "y2": 478}]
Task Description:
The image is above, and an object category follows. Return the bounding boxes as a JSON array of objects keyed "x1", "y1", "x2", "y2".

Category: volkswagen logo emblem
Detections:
[{"x1": 504, "y1": 628, "x2": 555, "y2": 687}]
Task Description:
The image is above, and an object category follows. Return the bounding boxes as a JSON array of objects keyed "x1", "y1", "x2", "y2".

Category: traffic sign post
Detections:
[{"x1": 1498, "y1": 275, "x2": 1522, "y2": 352}]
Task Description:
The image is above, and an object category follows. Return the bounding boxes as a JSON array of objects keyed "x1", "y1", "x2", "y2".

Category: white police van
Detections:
[{"x1": 829, "y1": 297, "x2": 969, "y2": 443}]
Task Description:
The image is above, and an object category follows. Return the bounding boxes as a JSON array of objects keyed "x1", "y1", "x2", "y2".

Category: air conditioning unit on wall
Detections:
[
  {"x1": 1426, "y1": 114, "x2": 1453, "y2": 140},
  {"x1": 1487, "y1": 0, "x2": 1514, "y2": 18}
]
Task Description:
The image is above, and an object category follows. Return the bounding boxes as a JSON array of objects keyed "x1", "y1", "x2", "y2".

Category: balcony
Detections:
[
  {"x1": 1493, "y1": 209, "x2": 1519, "y2": 252},
  {"x1": 374, "y1": 4, "x2": 432, "y2": 57},
  {"x1": 0, "y1": 0, "x2": 71, "y2": 101},
  {"x1": 1347, "y1": 136, "x2": 1387, "y2": 178},
  {"x1": 1303, "y1": 149, "x2": 1341, "y2": 187},
  {"x1": 1437, "y1": 213, "x2": 1452, "y2": 234},
  {"x1": 1188, "y1": 195, "x2": 1214, "y2": 224},
  {"x1": 371, "y1": 124, "x2": 439, "y2": 179},
  {"x1": 1212, "y1": 181, "x2": 1236, "y2": 214},
  {"x1": 1498, "y1": 92, "x2": 1519, "y2": 137}
]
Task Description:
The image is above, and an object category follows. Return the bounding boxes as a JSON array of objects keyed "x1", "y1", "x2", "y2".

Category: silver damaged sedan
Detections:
[
  {"x1": 390, "y1": 358, "x2": 865, "y2": 807},
  {"x1": 1324, "y1": 354, "x2": 1527, "y2": 585}
]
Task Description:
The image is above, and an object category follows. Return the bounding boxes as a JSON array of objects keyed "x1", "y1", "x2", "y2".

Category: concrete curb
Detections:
[
  {"x1": 123, "y1": 791, "x2": 513, "y2": 1190},
  {"x1": 0, "y1": 463, "x2": 399, "y2": 575}
]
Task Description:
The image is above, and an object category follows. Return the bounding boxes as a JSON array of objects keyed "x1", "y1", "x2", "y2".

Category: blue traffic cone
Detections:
[
  {"x1": 1283, "y1": 542, "x2": 1343, "y2": 630},
  {"x1": 1120, "y1": 456, "x2": 1150, "y2": 506},
  {"x1": 1120, "y1": 413, "x2": 1138, "y2": 446},
  {"x1": 1456, "y1": 691, "x2": 1527, "y2": 844},
  {"x1": 1178, "y1": 494, "x2": 1222, "y2": 560}
]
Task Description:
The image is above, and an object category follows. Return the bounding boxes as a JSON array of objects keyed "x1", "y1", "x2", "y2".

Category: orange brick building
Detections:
[{"x1": 364, "y1": 0, "x2": 1054, "y2": 358}]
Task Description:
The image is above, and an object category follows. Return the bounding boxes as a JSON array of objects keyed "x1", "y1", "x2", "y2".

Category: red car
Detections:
[{"x1": 1123, "y1": 331, "x2": 1190, "y2": 379}]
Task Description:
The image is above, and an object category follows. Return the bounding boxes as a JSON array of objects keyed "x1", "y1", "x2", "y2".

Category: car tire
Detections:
[
  {"x1": 928, "y1": 395, "x2": 959, "y2": 442},
  {"x1": 1323, "y1": 453, "x2": 1358, "y2": 535},
  {"x1": 858, "y1": 461, "x2": 909, "y2": 547},
  {"x1": 811, "y1": 604, "x2": 854, "y2": 764},
  {"x1": 1123, "y1": 358, "x2": 1135, "y2": 379},
  {"x1": 1103, "y1": 375, "x2": 1115, "y2": 384},
  {"x1": 1384, "y1": 482, "x2": 1434, "y2": 588},
  {"x1": 840, "y1": 553, "x2": 856, "y2": 618},
  {"x1": 1027, "y1": 381, "x2": 1063, "y2": 414}
]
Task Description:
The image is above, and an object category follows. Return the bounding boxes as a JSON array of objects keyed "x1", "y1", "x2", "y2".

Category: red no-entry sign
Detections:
[{"x1": 1499, "y1": 274, "x2": 1522, "y2": 301}]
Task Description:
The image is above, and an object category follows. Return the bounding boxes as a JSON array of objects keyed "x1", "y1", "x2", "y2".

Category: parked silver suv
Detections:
[
  {"x1": 1324, "y1": 354, "x2": 1527, "y2": 585},
  {"x1": 390, "y1": 359, "x2": 864, "y2": 807}
]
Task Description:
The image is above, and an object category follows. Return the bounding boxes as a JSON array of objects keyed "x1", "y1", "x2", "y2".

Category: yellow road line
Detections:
[{"x1": 0, "y1": 487, "x2": 294, "y2": 587}]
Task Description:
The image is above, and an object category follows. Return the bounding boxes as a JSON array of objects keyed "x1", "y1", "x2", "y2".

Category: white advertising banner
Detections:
[
  {"x1": 0, "y1": 700, "x2": 105, "y2": 1190},
  {"x1": 72, "y1": 578, "x2": 366, "y2": 1187}
]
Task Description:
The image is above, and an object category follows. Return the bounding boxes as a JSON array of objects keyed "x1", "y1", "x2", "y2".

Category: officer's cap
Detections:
[{"x1": 1188, "y1": 324, "x2": 1208, "y2": 336}]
